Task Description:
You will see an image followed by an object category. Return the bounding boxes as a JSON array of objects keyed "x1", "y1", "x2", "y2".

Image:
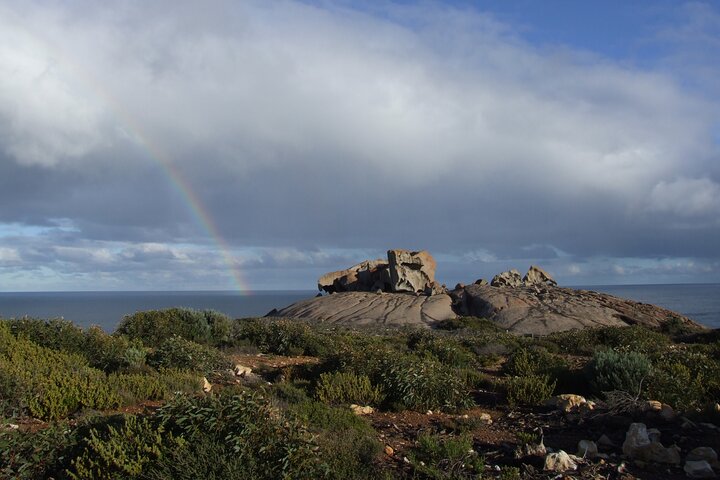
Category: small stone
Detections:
[
  {"x1": 660, "y1": 404, "x2": 676, "y2": 421},
  {"x1": 478, "y1": 413, "x2": 493, "y2": 425},
  {"x1": 350, "y1": 404, "x2": 374, "y2": 415},
  {"x1": 548, "y1": 394, "x2": 587, "y2": 413},
  {"x1": 234, "y1": 364, "x2": 252, "y2": 377},
  {"x1": 426, "y1": 410, "x2": 433, "y2": 415},
  {"x1": 403, "y1": 456, "x2": 411, "y2": 464},
  {"x1": 577, "y1": 440, "x2": 598, "y2": 459},
  {"x1": 684, "y1": 460, "x2": 716, "y2": 478},
  {"x1": 644, "y1": 400, "x2": 663, "y2": 412},
  {"x1": 687, "y1": 447, "x2": 718, "y2": 464},
  {"x1": 384, "y1": 445, "x2": 394, "y2": 456},
  {"x1": 544, "y1": 450, "x2": 578, "y2": 472},
  {"x1": 202, "y1": 377, "x2": 212, "y2": 393}
]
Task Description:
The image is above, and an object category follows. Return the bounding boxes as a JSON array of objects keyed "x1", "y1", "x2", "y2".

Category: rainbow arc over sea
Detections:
[{"x1": 16, "y1": 20, "x2": 251, "y2": 293}]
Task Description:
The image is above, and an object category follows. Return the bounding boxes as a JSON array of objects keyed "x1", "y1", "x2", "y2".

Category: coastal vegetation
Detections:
[{"x1": 1, "y1": 309, "x2": 719, "y2": 478}]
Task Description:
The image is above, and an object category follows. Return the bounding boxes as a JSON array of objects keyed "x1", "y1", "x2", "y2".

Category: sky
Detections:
[{"x1": 0, "y1": 0, "x2": 719, "y2": 292}]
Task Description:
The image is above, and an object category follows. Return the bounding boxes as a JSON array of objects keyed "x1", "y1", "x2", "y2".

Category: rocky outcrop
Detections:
[
  {"x1": 271, "y1": 291, "x2": 456, "y2": 326},
  {"x1": 318, "y1": 259, "x2": 390, "y2": 293},
  {"x1": 318, "y1": 249, "x2": 441, "y2": 295},
  {"x1": 387, "y1": 249, "x2": 438, "y2": 294},
  {"x1": 454, "y1": 283, "x2": 702, "y2": 335},
  {"x1": 491, "y1": 266, "x2": 557, "y2": 288},
  {"x1": 490, "y1": 269, "x2": 523, "y2": 287},
  {"x1": 523, "y1": 265, "x2": 557, "y2": 287}
]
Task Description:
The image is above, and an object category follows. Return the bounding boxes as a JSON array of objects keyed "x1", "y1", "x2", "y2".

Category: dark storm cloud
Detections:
[{"x1": 1, "y1": 0, "x2": 719, "y2": 290}]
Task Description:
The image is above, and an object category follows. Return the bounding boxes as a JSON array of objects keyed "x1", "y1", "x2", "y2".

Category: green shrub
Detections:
[
  {"x1": 549, "y1": 326, "x2": 669, "y2": 356},
  {"x1": 0, "y1": 336, "x2": 119, "y2": 420},
  {"x1": 107, "y1": 373, "x2": 166, "y2": 406},
  {"x1": 407, "y1": 331, "x2": 475, "y2": 368},
  {"x1": 411, "y1": 433, "x2": 484, "y2": 479},
  {"x1": 0, "y1": 422, "x2": 79, "y2": 479},
  {"x1": 434, "y1": 316, "x2": 499, "y2": 332},
  {"x1": 505, "y1": 375, "x2": 556, "y2": 406},
  {"x1": 68, "y1": 415, "x2": 178, "y2": 480},
  {"x1": 289, "y1": 400, "x2": 381, "y2": 480},
  {"x1": 315, "y1": 372, "x2": 384, "y2": 406},
  {"x1": 503, "y1": 347, "x2": 567, "y2": 377},
  {"x1": 648, "y1": 350, "x2": 720, "y2": 410},
  {"x1": 117, "y1": 308, "x2": 231, "y2": 346},
  {"x1": 147, "y1": 335, "x2": 231, "y2": 374},
  {"x1": 232, "y1": 318, "x2": 331, "y2": 356},
  {"x1": 379, "y1": 356, "x2": 473, "y2": 412},
  {"x1": 154, "y1": 392, "x2": 327, "y2": 480},
  {"x1": 585, "y1": 349, "x2": 652, "y2": 396}
]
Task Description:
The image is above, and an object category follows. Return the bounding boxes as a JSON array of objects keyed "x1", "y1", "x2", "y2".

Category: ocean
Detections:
[{"x1": 0, "y1": 284, "x2": 718, "y2": 332}]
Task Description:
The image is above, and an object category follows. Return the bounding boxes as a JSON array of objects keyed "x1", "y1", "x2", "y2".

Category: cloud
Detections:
[
  {"x1": 0, "y1": 1, "x2": 718, "y2": 289},
  {"x1": 648, "y1": 177, "x2": 720, "y2": 218}
]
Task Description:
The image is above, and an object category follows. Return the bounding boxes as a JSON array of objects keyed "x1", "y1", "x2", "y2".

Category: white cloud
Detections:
[{"x1": 648, "y1": 177, "x2": 720, "y2": 217}]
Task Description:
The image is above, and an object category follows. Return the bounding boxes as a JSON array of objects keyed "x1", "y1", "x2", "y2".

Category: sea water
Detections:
[{"x1": 0, "y1": 284, "x2": 718, "y2": 332}]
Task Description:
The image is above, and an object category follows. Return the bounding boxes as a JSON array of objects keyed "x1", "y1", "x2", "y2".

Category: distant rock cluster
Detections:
[{"x1": 270, "y1": 248, "x2": 704, "y2": 334}]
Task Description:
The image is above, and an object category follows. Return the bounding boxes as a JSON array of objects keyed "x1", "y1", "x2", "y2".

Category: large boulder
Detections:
[
  {"x1": 523, "y1": 265, "x2": 557, "y2": 287},
  {"x1": 269, "y1": 291, "x2": 456, "y2": 326},
  {"x1": 457, "y1": 284, "x2": 702, "y2": 335},
  {"x1": 387, "y1": 249, "x2": 437, "y2": 294},
  {"x1": 490, "y1": 269, "x2": 523, "y2": 287},
  {"x1": 318, "y1": 259, "x2": 391, "y2": 294}
]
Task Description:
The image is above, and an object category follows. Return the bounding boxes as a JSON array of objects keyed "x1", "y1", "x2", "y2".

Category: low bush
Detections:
[
  {"x1": 410, "y1": 433, "x2": 484, "y2": 479},
  {"x1": 505, "y1": 375, "x2": 556, "y2": 406},
  {"x1": 379, "y1": 356, "x2": 473, "y2": 412},
  {"x1": 0, "y1": 336, "x2": 118, "y2": 420},
  {"x1": 231, "y1": 318, "x2": 332, "y2": 356},
  {"x1": 116, "y1": 308, "x2": 231, "y2": 347},
  {"x1": 648, "y1": 350, "x2": 720, "y2": 410},
  {"x1": 147, "y1": 335, "x2": 231, "y2": 375},
  {"x1": 315, "y1": 371, "x2": 384, "y2": 406},
  {"x1": 0, "y1": 422, "x2": 79, "y2": 479},
  {"x1": 288, "y1": 399, "x2": 381, "y2": 480},
  {"x1": 434, "y1": 316, "x2": 499, "y2": 332},
  {"x1": 407, "y1": 331, "x2": 475, "y2": 368},
  {"x1": 503, "y1": 346, "x2": 568, "y2": 378},
  {"x1": 68, "y1": 414, "x2": 177, "y2": 480},
  {"x1": 153, "y1": 392, "x2": 327, "y2": 480},
  {"x1": 585, "y1": 349, "x2": 652, "y2": 396}
]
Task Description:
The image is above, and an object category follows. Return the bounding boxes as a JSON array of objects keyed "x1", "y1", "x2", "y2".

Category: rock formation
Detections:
[
  {"x1": 318, "y1": 249, "x2": 441, "y2": 295},
  {"x1": 317, "y1": 259, "x2": 390, "y2": 293},
  {"x1": 272, "y1": 254, "x2": 704, "y2": 335}
]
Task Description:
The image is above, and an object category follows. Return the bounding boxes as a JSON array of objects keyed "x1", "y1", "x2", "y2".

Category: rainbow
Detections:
[{"x1": 11, "y1": 16, "x2": 251, "y2": 293}]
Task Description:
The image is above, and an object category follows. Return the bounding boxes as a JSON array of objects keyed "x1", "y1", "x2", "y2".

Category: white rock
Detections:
[
  {"x1": 202, "y1": 377, "x2": 212, "y2": 393},
  {"x1": 687, "y1": 447, "x2": 718, "y2": 464},
  {"x1": 478, "y1": 413, "x2": 493, "y2": 425},
  {"x1": 350, "y1": 404, "x2": 374, "y2": 415},
  {"x1": 623, "y1": 423, "x2": 651, "y2": 457},
  {"x1": 234, "y1": 364, "x2": 252, "y2": 377},
  {"x1": 544, "y1": 450, "x2": 578, "y2": 472}
]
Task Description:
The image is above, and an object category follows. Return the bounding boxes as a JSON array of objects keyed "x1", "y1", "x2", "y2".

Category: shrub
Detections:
[
  {"x1": 503, "y1": 347, "x2": 567, "y2": 378},
  {"x1": 411, "y1": 433, "x2": 484, "y2": 479},
  {"x1": 505, "y1": 375, "x2": 556, "y2": 406},
  {"x1": 647, "y1": 350, "x2": 720, "y2": 410},
  {"x1": 0, "y1": 422, "x2": 79, "y2": 479},
  {"x1": 289, "y1": 400, "x2": 381, "y2": 480},
  {"x1": 232, "y1": 318, "x2": 331, "y2": 356},
  {"x1": 379, "y1": 356, "x2": 473, "y2": 412},
  {"x1": 107, "y1": 373, "x2": 167, "y2": 406},
  {"x1": 68, "y1": 415, "x2": 177, "y2": 480},
  {"x1": 434, "y1": 316, "x2": 499, "y2": 332},
  {"x1": 147, "y1": 335, "x2": 231, "y2": 374},
  {"x1": 407, "y1": 331, "x2": 475, "y2": 368},
  {"x1": 0, "y1": 336, "x2": 119, "y2": 420},
  {"x1": 585, "y1": 349, "x2": 652, "y2": 396},
  {"x1": 116, "y1": 308, "x2": 231, "y2": 346},
  {"x1": 154, "y1": 392, "x2": 327, "y2": 480},
  {"x1": 315, "y1": 371, "x2": 384, "y2": 406}
]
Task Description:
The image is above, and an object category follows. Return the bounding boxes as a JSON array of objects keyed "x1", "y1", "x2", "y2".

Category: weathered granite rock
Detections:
[
  {"x1": 387, "y1": 249, "x2": 437, "y2": 294},
  {"x1": 622, "y1": 423, "x2": 681, "y2": 465},
  {"x1": 684, "y1": 460, "x2": 717, "y2": 478},
  {"x1": 318, "y1": 259, "x2": 391, "y2": 293},
  {"x1": 577, "y1": 440, "x2": 598, "y2": 459},
  {"x1": 491, "y1": 269, "x2": 523, "y2": 287},
  {"x1": 269, "y1": 291, "x2": 456, "y2": 326},
  {"x1": 544, "y1": 451, "x2": 577, "y2": 472},
  {"x1": 457, "y1": 284, "x2": 701, "y2": 335},
  {"x1": 523, "y1": 265, "x2": 557, "y2": 287}
]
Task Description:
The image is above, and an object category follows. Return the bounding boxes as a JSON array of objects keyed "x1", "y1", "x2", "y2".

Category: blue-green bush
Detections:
[
  {"x1": 116, "y1": 308, "x2": 231, "y2": 346},
  {"x1": 586, "y1": 349, "x2": 652, "y2": 396}
]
